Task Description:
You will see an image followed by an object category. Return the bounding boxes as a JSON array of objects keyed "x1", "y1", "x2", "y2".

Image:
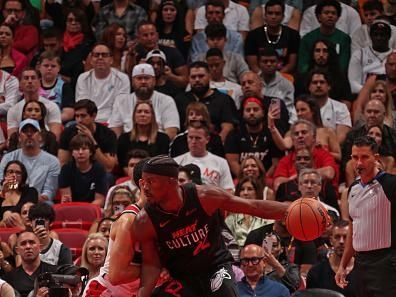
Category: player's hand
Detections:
[{"x1": 335, "y1": 266, "x2": 349, "y2": 288}]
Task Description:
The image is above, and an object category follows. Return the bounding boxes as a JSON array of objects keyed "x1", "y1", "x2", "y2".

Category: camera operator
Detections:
[
  {"x1": 33, "y1": 264, "x2": 89, "y2": 297},
  {"x1": 4, "y1": 231, "x2": 57, "y2": 297},
  {"x1": 28, "y1": 203, "x2": 72, "y2": 266}
]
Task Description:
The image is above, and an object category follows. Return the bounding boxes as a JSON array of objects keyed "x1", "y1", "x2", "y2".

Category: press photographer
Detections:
[{"x1": 33, "y1": 264, "x2": 89, "y2": 297}]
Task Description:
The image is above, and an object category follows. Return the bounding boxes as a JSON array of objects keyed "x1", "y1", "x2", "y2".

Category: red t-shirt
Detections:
[{"x1": 273, "y1": 147, "x2": 339, "y2": 187}]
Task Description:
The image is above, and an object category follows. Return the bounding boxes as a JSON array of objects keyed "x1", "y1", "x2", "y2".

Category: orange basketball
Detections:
[{"x1": 285, "y1": 198, "x2": 330, "y2": 241}]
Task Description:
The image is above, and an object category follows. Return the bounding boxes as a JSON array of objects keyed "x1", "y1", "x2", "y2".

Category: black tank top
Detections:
[{"x1": 145, "y1": 183, "x2": 233, "y2": 278}]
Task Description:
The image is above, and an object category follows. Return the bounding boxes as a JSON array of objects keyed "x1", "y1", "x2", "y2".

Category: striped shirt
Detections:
[{"x1": 348, "y1": 172, "x2": 396, "y2": 252}]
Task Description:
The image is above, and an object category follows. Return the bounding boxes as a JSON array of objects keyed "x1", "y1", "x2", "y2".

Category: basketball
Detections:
[{"x1": 285, "y1": 198, "x2": 330, "y2": 241}]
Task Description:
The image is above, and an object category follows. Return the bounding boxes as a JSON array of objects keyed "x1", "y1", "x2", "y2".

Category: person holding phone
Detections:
[{"x1": 28, "y1": 202, "x2": 73, "y2": 266}]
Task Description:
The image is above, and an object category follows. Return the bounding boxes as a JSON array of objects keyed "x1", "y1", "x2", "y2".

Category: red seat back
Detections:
[
  {"x1": 53, "y1": 202, "x2": 102, "y2": 230},
  {"x1": 53, "y1": 228, "x2": 89, "y2": 260},
  {"x1": 0, "y1": 227, "x2": 24, "y2": 243}
]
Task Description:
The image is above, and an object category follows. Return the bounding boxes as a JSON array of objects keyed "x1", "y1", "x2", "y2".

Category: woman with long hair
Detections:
[
  {"x1": 117, "y1": 102, "x2": 169, "y2": 170},
  {"x1": 155, "y1": 0, "x2": 191, "y2": 59},
  {"x1": 0, "y1": 24, "x2": 28, "y2": 78},
  {"x1": 8, "y1": 101, "x2": 58, "y2": 155},
  {"x1": 353, "y1": 79, "x2": 396, "y2": 128},
  {"x1": 0, "y1": 161, "x2": 38, "y2": 226},
  {"x1": 237, "y1": 156, "x2": 275, "y2": 200},
  {"x1": 268, "y1": 95, "x2": 341, "y2": 161},
  {"x1": 225, "y1": 177, "x2": 273, "y2": 247},
  {"x1": 81, "y1": 233, "x2": 108, "y2": 280},
  {"x1": 100, "y1": 23, "x2": 128, "y2": 72}
]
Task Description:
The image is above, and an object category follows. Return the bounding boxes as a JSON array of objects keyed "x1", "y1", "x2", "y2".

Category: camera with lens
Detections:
[{"x1": 37, "y1": 272, "x2": 81, "y2": 297}]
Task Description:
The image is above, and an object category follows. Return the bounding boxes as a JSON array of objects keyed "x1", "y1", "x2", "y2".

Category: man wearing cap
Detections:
[
  {"x1": 75, "y1": 43, "x2": 130, "y2": 124},
  {"x1": 225, "y1": 96, "x2": 284, "y2": 177},
  {"x1": 109, "y1": 63, "x2": 180, "y2": 140},
  {"x1": 351, "y1": 0, "x2": 396, "y2": 53},
  {"x1": 174, "y1": 61, "x2": 237, "y2": 142},
  {"x1": 0, "y1": 119, "x2": 60, "y2": 202},
  {"x1": 6, "y1": 69, "x2": 62, "y2": 140},
  {"x1": 348, "y1": 18, "x2": 394, "y2": 94},
  {"x1": 146, "y1": 49, "x2": 181, "y2": 99},
  {"x1": 132, "y1": 155, "x2": 288, "y2": 297}
]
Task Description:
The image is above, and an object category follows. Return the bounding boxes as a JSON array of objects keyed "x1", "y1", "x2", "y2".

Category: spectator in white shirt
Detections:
[
  {"x1": 0, "y1": 70, "x2": 19, "y2": 117},
  {"x1": 108, "y1": 63, "x2": 180, "y2": 140},
  {"x1": 7, "y1": 69, "x2": 62, "y2": 141},
  {"x1": 308, "y1": 69, "x2": 351, "y2": 144},
  {"x1": 75, "y1": 43, "x2": 130, "y2": 124},
  {"x1": 194, "y1": 0, "x2": 250, "y2": 39}
]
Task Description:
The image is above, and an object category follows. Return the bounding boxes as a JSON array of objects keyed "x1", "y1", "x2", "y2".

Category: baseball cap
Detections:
[
  {"x1": 132, "y1": 63, "x2": 155, "y2": 78},
  {"x1": 146, "y1": 49, "x2": 167, "y2": 62},
  {"x1": 19, "y1": 119, "x2": 41, "y2": 133},
  {"x1": 370, "y1": 19, "x2": 391, "y2": 34}
]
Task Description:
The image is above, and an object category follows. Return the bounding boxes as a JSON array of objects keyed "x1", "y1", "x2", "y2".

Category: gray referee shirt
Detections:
[{"x1": 348, "y1": 172, "x2": 396, "y2": 252}]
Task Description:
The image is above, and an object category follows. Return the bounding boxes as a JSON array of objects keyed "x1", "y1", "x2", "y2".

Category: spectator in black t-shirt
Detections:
[
  {"x1": 117, "y1": 101, "x2": 170, "y2": 170},
  {"x1": 225, "y1": 97, "x2": 284, "y2": 176},
  {"x1": 145, "y1": 49, "x2": 181, "y2": 99},
  {"x1": 245, "y1": 0, "x2": 300, "y2": 74},
  {"x1": 4, "y1": 231, "x2": 57, "y2": 297},
  {"x1": 169, "y1": 101, "x2": 224, "y2": 158},
  {"x1": 58, "y1": 134, "x2": 108, "y2": 207},
  {"x1": 174, "y1": 61, "x2": 238, "y2": 142},
  {"x1": 135, "y1": 20, "x2": 188, "y2": 88},
  {"x1": 307, "y1": 220, "x2": 358, "y2": 297},
  {"x1": 58, "y1": 99, "x2": 117, "y2": 172},
  {"x1": 0, "y1": 160, "x2": 38, "y2": 227}
]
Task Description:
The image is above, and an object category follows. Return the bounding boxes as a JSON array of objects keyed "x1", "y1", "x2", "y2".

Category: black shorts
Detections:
[{"x1": 151, "y1": 264, "x2": 238, "y2": 297}]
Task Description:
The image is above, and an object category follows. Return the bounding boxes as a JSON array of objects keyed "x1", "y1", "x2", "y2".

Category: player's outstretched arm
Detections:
[
  {"x1": 133, "y1": 211, "x2": 161, "y2": 297},
  {"x1": 108, "y1": 214, "x2": 140, "y2": 285},
  {"x1": 197, "y1": 185, "x2": 288, "y2": 220}
]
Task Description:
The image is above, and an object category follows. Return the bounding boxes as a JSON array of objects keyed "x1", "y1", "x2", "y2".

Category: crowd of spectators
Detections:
[{"x1": 0, "y1": 0, "x2": 395, "y2": 295}]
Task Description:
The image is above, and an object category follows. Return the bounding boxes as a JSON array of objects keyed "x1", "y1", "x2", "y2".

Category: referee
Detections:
[{"x1": 335, "y1": 136, "x2": 396, "y2": 296}]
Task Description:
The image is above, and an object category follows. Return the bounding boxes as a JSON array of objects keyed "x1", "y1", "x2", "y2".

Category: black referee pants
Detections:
[{"x1": 355, "y1": 248, "x2": 396, "y2": 297}]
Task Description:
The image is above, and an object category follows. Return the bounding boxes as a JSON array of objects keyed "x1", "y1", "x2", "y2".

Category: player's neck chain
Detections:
[{"x1": 264, "y1": 25, "x2": 282, "y2": 45}]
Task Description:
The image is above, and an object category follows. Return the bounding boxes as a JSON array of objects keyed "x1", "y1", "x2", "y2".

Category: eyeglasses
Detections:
[
  {"x1": 5, "y1": 169, "x2": 22, "y2": 176},
  {"x1": 92, "y1": 52, "x2": 111, "y2": 58},
  {"x1": 240, "y1": 257, "x2": 264, "y2": 265}
]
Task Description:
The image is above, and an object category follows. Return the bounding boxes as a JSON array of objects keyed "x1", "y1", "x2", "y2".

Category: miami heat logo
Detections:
[{"x1": 210, "y1": 267, "x2": 231, "y2": 292}]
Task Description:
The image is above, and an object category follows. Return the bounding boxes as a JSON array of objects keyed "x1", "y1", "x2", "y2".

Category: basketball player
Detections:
[
  {"x1": 82, "y1": 159, "x2": 148, "y2": 297},
  {"x1": 132, "y1": 155, "x2": 289, "y2": 297},
  {"x1": 335, "y1": 136, "x2": 396, "y2": 297}
]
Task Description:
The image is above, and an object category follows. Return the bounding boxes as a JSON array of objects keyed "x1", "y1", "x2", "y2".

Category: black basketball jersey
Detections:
[{"x1": 145, "y1": 183, "x2": 233, "y2": 278}]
